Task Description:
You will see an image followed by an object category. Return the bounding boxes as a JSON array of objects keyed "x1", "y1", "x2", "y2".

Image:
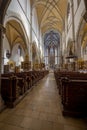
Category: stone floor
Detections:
[{"x1": 0, "y1": 73, "x2": 87, "y2": 130}]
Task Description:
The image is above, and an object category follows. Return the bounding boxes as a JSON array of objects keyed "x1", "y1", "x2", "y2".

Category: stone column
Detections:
[
  {"x1": 59, "y1": 37, "x2": 63, "y2": 67},
  {"x1": 48, "y1": 48, "x2": 50, "y2": 68},
  {"x1": 38, "y1": 27, "x2": 41, "y2": 64},
  {"x1": 54, "y1": 48, "x2": 56, "y2": 64},
  {"x1": 71, "y1": 0, "x2": 77, "y2": 70},
  {"x1": 0, "y1": 24, "x2": 6, "y2": 111},
  {"x1": 57, "y1": 45, "x2": 59, "y2": 65},
  {"x1": 71, "y1": 0, "x2": 75, "y2": 54},
  {"x1": 30, "y1": 9, "x2": 33, "y2": 70}
]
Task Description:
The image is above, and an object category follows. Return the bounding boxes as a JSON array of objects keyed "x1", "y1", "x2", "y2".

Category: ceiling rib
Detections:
[{"x1": 32, "y1": 0, "x2": 67, "y2": 34}]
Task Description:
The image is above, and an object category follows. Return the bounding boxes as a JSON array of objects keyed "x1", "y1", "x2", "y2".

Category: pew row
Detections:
[
  {"x1": 1, "y1": 70, "x2": 49, "y2": 108},
  {"x1": 54, "y1": 70, "x2": 87, "y2": 117},
  {"x1": 62, "y1": 79, "x2": 87, "y2": 117}
]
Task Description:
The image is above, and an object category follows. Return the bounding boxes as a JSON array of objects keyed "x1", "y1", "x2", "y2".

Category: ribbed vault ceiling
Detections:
[
  {"x1": 6, "y1": 20, "x2": 27, "y2": 51},
  {"x1": 4, "y1": 0, "x2": 68, "y2": 52},
  {"x1": 44, "y1": 30, "x2": 60, "y2": 47},
  {"x1": 32, "y1": 0, "x2": 67, "y2": 34}
]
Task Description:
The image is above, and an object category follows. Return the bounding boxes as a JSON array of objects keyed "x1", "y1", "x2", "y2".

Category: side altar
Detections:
[{"x1": 21, "y1": 54, "x2": 31, "y2": 71}]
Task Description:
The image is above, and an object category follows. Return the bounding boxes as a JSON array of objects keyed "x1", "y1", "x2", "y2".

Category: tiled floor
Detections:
[{"x1": 0, "y1": 73, "x2": 87, "y2": 130}]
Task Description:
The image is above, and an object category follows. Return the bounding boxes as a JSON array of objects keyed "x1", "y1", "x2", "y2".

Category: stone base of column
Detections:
[{"x1": 0, "y1": 95, "x2": 6, "y2": 112}]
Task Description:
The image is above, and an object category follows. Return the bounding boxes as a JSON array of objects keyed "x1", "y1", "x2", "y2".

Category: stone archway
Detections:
[{"x1": 4, "y1": 11, "x2": 30, "y2": 49}]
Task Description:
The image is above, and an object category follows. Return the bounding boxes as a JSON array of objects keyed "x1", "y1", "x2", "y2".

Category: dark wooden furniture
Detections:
[
  {"x1": 54, "y1": 70, "x2": 87, "y2": 117},
  {"x1": 1, "y1": 70, "x2": 49, "y2": 108},
  {"x1": 62, "y1": 79, "x2": 87, "y2": 117}
]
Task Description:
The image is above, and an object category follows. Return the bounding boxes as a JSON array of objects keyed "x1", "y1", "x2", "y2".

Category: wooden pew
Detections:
[
  {"x1": 1, "y1": 76, "x2": 19, "y2": 108},
  {"x1": 54, "y1": 70, "x2": 87, "y2": 117},
  {"x1": 15, "y1": 73, "x2": 29, "y2": 92},
  {"x1": 61, "y1": 79, "x2": 87, "y2": 117},
  {"x1": 54, "y1": 71, "x2": 87, "y2": 95},
  {"x1": 1, "y1": 70, "x2": 49, "y2": 108}
]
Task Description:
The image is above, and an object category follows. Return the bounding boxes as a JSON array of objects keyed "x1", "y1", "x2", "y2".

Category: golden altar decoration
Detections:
[
  {"x1": 7, "y1": 60, "x2": 16, "y2": 70},
  {"x1": 77, "y1": 58, "x2": 84, "y2": 69},
  {"x1": 21, "y1": 54, "x2": 31, "y2": 71}
]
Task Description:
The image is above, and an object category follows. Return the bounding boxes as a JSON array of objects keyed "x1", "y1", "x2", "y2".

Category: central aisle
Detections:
[{"x1": 0, "y1": 73, "x2": 87, "y2": 130}]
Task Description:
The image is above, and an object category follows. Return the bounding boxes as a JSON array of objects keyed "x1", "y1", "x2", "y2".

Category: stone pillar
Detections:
[
  {"x1": 59, "y1": 37, "x2": 63, "y2": 67},
  {"x1": 57, "y1": 45, "x2": 59, "y2": 65},
  {"x1": 57, "y1": 45, "x2": 58, "y2": 65},
  {"x1": 71, "y1": 0, "x2": 75, "y2": 53},
  {"x1": 30, "y1": 9, "x2": 33, "y2": 70},
  {"x1": 0, "y1": 24, "x2": 6, "y2": 111},
  {"x1": 55, "y1": 48, "x2": 57, "y2": 64}
]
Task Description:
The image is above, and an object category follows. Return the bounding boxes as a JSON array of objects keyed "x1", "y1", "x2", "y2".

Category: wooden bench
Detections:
[
  {"x1": 54, "y1": 70, "x2": 87, "y2": 117},
  {"x1": 1, "y1": 70, "x2": 49, "y2": 108},
  {"x1": 61, "y1": 79, "x2": 87, "y2": 117},
  {"x1": 1, "y1": 76, "x2": 19, "y2": 108}
]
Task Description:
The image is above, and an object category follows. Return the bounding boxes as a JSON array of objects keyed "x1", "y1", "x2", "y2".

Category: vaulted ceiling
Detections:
[
  {"x1": 0, "y1": 0, "x2": 68, "y2": 51},
  {"x1": 44, "y1": 30, "x2": 60, "y2": 48},
  {"x1": 32, "y1": 0, "x2": 68, "y2": 34},
  {"x1": 6, "y1": 20, "x2": 27, "y2": 51}
]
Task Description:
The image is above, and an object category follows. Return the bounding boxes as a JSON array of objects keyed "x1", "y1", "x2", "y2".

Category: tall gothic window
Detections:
[{"x1": 18, "y1": 45, "x2": 21, "y2": 56}]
